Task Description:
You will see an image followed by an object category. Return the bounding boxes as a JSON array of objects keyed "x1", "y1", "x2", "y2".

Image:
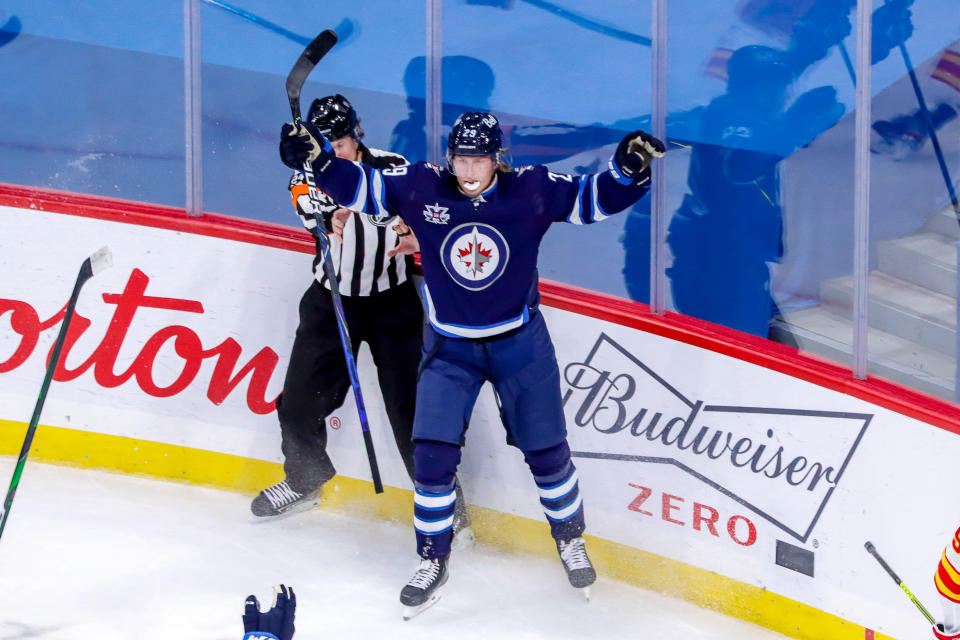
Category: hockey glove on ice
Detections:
[
  {"x1": 934, "y1": 623, "x2": 960, "y2": 640},
  {"x1": 242, "y1": 584, "x2": 296, "y2": 640},
  {"x1": 610, "y1": 130, "x2": 665, "y2": 185},
  {"x1": 279, "y1": 121, "x2": 333, "y2": 173}
]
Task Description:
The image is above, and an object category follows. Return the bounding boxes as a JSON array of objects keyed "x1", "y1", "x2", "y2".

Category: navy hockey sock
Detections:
[
  {"x1": 412, "y1": 440, "x2": 461, "y2": 558},
  {"x1": 525, "y1": 443, "x2": 585, "y2": 540},
  {"x1": 414, "y1": 486, "x2": 456, "y2": 558}
]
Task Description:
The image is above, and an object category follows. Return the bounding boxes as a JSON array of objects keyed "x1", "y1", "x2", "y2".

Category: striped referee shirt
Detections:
[{"x1": 288, "y1": 144, "x2": 412, "y2": 297}]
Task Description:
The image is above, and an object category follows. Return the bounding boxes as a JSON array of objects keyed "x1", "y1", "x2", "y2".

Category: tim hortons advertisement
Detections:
[
  {"x1": 0, "y1": 205, "x2": 414, "y2": 485},
  {"x1": 4, "y1": 203, "x2": 960, "y2": 639}
]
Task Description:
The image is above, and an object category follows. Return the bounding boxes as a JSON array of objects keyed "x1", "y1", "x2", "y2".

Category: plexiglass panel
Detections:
[
  {"x1": 443, "y1": 1, "x2": 652, "y2": 298},
  {"x1": 200, "y1": 1, "x2": 425, "y2": 224},
  {"x1": 865, "y1": 0, "x2": 960, "y2": 401},
  {"x1": 663, "y1": 0, "x2": 857, "y2": 356},
  {"x1": 0, "y1": 2, "x2": 185, "y2": 207}
]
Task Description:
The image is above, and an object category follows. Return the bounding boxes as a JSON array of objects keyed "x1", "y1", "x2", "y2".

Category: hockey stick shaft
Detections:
[
  {"x1": 897, "y1": 42, "x2": 960, "y2": 217},
  {"x1": 882, "y1": 0, "x2": 959, "y2": 216},
  {"x1": 313, "y1": 226, "x2": 382, "y2": 494},
  {"x1": 285, "y1": 30, "x2": 383, "y2": 494},
  {"x1": 201, "y1": 0, "x2": 311, "y2": 46},
  {"x1": 0, "y1": 247, "x2": 112, "y2": 542},
  {"x1": 864, "y1": 541, "x2": 936, "y2": 624},
  {"x1": 201, "y1": 2, "x2": 356, "y2": 52}
]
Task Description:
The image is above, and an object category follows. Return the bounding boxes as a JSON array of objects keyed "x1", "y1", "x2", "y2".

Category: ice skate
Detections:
[
  {"x1": 557, "y1": 536, "x2": 596, "y2": 600},
  {"x1": 250, "y1": 479, "x2": 321, "y2": 521},
  {"x1": 400, "y1": 556, "x2": 448, "y2": 620}
]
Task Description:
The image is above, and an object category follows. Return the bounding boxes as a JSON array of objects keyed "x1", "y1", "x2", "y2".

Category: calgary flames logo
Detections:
[{"x1": 440, "y1": 223, "x2": 509, "y2": 291}]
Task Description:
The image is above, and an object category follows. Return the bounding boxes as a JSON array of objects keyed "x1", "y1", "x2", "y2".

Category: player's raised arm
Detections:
[
  {"x1": 279, "y1": 121, "x2": 401, "y2": 223},
  {"x1": 608, "y1": 129, "x2": 666, "y2": 186},
  {"x1": 547, "y1": 129, "x2": 665, "y2": 225}
]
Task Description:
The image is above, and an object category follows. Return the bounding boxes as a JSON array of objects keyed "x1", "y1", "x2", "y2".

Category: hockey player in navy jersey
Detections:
[{"x1": 279, "y1": 111, "x2": 664, "y2": 617}]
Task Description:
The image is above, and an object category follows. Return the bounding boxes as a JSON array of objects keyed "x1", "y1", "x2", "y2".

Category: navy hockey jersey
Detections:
[{"x1": 311, "y1": 156, "x2": 650, "y2": 338}]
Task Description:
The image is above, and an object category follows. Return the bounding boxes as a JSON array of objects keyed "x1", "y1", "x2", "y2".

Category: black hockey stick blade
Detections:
[
  {"x1": 864, "y1": 541, "x2": 936, "y2": 624},
  {"x1": 0, "y1": 246, "x2": 113, "y2": 543},
  {"x1": 285, "y1": 29, "x2": 338, "y2": 123}
]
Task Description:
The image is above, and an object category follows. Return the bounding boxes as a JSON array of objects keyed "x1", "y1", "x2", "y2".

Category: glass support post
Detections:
[
  {"x1": 426, "y1": 0, "x2": 443, "y2": 165},
  {"x1": 650, "y1": 0, "x2": 668, "y2": 315},
  {"x1": 184, "y1": 0, "x2": 203, "y2": 217},
  {"x1": 852, "y1": 0, "x2": 873, "y2": 379}
]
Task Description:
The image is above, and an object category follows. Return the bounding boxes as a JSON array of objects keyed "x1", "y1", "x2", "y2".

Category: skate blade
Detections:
[
  {"x1": 579, "y1": 586, "x2": 591, "y2": 601},
  {"x1": 402, "y1": 592, "x2": 442, "y2": 621},
  {"x1": 451, "y1": 526, "x2": 476, "y2": 552},
  {"x1": 248, "y1": 496, "x2": 322, "y2": 524}
]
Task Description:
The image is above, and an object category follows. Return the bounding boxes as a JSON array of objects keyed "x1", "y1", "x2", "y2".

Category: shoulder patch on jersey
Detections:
[
  {"x1": 423, "y1": 203, "x2": 450, "y2": 224},
  {"x1": 426, "y1": 163, "x2": 442, "y2": 177},
  {"x1": 516, "y1": 165, "x2": 535, "y2": 176}
]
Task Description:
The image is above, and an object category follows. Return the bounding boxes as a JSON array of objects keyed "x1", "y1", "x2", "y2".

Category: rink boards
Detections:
[{"x1": 2, "y1": 184, "x2": 960, "y2": 640}]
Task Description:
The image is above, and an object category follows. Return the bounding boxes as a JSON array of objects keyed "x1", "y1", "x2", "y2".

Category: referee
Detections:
[{"x1": 252, "y1": 94, "x2": 422, "y2": 518}]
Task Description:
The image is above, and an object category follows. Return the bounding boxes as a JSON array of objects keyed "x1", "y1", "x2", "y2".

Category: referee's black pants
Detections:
[{"x1": 276, "y1": 278, "x2": 423, "y2": 492}]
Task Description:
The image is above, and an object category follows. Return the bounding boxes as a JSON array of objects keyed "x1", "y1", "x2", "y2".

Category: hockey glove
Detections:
[
  {"x1": 610, "y1": 130, "x2": 665, "y2": 185},
  {"x1": 279, "y1": 121, "x2": 333, "y2": 172},
  {"x1": 242, "y1": 584, "x2": 296, "y2": 640},
  {"x1": 871, "y1": 0, "x2": 913, "y2": 64},
  {"x1": 934, "y1": 623, "x2": 960, "y2": 640}
]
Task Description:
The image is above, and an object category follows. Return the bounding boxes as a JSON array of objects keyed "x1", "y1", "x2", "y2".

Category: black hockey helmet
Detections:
[
  {"x1": 307, "y1": 94, "x2": 362, "y2": 141},
  {"x1": 446, "y1": 112, "x2": 503, "y2": 171},
  {"x1": 726, "y1": 45, "x2": 792, "y2": 91}
]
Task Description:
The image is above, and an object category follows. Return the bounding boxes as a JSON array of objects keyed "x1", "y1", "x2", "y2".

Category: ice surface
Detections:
[{"x1": 0, "y1": 461, "x2": 790, "y2": 639}]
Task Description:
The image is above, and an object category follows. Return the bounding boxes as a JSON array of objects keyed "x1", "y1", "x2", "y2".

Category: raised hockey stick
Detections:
[
  {"x1": 284, "y1": 29, "x2": 383, "y2": 494},
  {"x1": 894, "y1": 42, "x2": 960, "y2": 219},
  {"x1": 864, "y1": 541, "x2": 936, "y2": 625},
  {"x1": 0, "y1": 246, "x2": 113, "y2": 543},
  {"x1": 202, "y1": 1, "x2": 357, "y2": 50},
  {"x1": 883, "y1": 0, "x2": 960, "y2": 217}
]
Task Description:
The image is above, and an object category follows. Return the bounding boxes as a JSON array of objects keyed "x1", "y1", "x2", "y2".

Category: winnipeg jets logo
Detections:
[
  {"x1": 440, "y1": 223, "x2": 509, "y2": 291},
  {"x1": 423, "y1": 202, "x2": 450, "y2": 224},
  {"x1": 457, "y1": 234, "x2": 492, "y2": 275}
]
